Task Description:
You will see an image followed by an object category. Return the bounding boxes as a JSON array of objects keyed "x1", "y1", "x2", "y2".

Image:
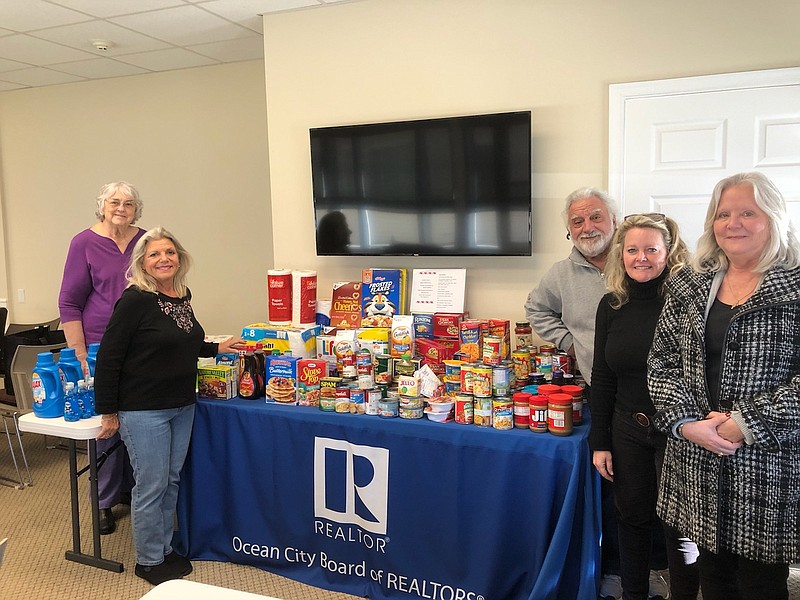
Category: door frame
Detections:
[{"x1": 608, "y1": 67, "x2": 800, "y2": 209}]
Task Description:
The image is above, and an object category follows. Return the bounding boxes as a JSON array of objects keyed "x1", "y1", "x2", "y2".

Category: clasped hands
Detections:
[{"x1": 681, "y1": 411, "x2": 743, "y2": 457}]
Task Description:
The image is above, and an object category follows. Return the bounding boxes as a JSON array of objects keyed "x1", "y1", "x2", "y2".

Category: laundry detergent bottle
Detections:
[
  {"x1": 86, "y1": 343, "x2": 100, "y2": 378},
  {"x1": 31, "y1": 352, "x2": 65, "y2": 418},
  {"x1": 58, "y1": 347, "x2": 83, "y2": 388}
]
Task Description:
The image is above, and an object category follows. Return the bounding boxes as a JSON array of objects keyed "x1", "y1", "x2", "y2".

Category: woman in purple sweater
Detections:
[{"x1": 58, "y1": 181, "x2": 145, "y2": 535}]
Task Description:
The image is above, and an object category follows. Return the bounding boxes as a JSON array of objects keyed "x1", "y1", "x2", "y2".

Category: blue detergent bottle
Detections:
[
  {"x1": 58, "y1": 347, "x2": 83, "y2": 388},
  {"x1": 76, "y1": 379, "x2": 91, "y2": 418},
  {"x1": 63, "y1": 382, "x2": 81, "y2": 422},
  {"x1": 85, "y1": 377, "x2": 96, "y2": 416},
  {"x1": 86, "y1": 343, "x2": 100, "y2": 378},
  {"x1": 31, "y1": 352, "x2": 64, "y2": 418}
]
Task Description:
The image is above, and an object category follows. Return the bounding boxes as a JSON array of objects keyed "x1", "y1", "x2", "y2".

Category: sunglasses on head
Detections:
[{"x1": 623, "y1": 212, "x2": 666, "y2": 223}]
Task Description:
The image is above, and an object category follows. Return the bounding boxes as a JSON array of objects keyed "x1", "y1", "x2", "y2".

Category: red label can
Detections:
[{"x1": 454, "y1": 394, "x2": 473, "y2": 424}]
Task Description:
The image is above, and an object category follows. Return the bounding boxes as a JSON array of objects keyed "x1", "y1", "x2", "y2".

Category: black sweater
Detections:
[
  {"x1": 589, "y1": 271, "x2": 667, "y2": 451},
  {"x1": 94, "y1": 286, "x2": 217, "y2": 413}
]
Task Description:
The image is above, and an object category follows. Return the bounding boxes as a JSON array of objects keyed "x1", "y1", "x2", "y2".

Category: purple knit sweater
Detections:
[{"x1": 58, "y1": 227, "x2": 145, "y2": 344}]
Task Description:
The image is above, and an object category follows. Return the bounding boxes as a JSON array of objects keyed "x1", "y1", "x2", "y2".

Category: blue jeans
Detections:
[{"x1": 118, "y1": 405, "x2": 195, "y2": 566}]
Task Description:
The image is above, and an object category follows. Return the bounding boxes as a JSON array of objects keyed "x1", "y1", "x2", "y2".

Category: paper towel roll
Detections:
[
  {"x1": 316, "y1": 299, "x2": 332, "y2": 327},
  {"x1": 292, "y1": 270, "x2": 317, "y2": 328},
  {"x1": 267, "y1": 269, "x2": 292, "y2": 325}
]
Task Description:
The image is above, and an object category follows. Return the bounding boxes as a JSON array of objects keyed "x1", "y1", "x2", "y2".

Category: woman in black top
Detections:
[
  {"x1": 94, "y1": 226, "x2": 240, "y2": 586},
  {"x1": 590, "y1": 214, "x2": 698, "y2": 600}
]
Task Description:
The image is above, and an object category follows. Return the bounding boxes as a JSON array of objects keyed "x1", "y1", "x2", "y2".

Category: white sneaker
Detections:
[
  {"x1": 599, "y1": 574, "x2": 622, "y2": 600},
  {"x1": 648, "y1": 570, "x2": 670, "y2": 599}
]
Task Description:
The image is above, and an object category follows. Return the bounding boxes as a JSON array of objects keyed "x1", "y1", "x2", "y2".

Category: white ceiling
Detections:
[{"x1": 0, "y1": 0, "x2": 355, "y2": 92}]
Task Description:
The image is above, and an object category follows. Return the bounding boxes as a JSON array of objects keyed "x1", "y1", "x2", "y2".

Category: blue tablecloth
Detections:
[{"x1": 175, "y1": 398, "x2": 600, "y2": 600}]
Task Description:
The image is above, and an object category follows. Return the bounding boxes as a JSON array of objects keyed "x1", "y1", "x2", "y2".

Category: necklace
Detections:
[{"x1": 726, "y1": 276, "x2": 759, "y2": 308}]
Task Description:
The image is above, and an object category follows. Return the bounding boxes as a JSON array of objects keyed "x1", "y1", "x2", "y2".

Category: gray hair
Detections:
[
  {"x1": 94, "y1": 181, "x2": 143, "y2": 224},
  {"x1": 127, "y1": 226, "x2": 192, "y2": 297},
  {"x1": 561, "y1": 187, "x2": 619, "y2": 228},
  {"x1": 693, "y1": 172, "x2": 800, "y2": 273}
]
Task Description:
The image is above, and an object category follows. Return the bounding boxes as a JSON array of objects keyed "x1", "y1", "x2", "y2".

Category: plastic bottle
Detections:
[
  {"x1": 77, "y1": 379, "x2": 92, "y2": 418},
  {"x1": 396, "y1": 353, "x2": 415, "y2": 377},
  {"x1": 238, "y1": 348, "x2": 257, "y2": 399},
  {"x1": 58, "y1": 347, "x2": 83, "y2": 388},
  {"x1": 85, "y1": 377, "x2": 96, "y2": 417},
  {"x1": 63, "y1": 382, "x2": 81, "y2": 422},
  {"x1": 86, "y1": 343, "x2": 101, "y2": 377},
  {"x1": 31, "y1": 352, "x2": 65, "y2": 418}
]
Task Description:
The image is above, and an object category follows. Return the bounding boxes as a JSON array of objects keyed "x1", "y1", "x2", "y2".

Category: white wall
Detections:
[
  {"x1": 0, "y1": 0, "x2": 798, "y2": 341},
  {"x1": 262, "y1": 0, "x2": 800, "y2": 338},
  {"x1": 0, "y1": 61, "x2": 270, "y2": 334}
]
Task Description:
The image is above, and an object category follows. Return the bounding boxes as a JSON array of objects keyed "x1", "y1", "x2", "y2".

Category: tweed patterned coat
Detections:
[{"x1": 648, "y1": 265, "x2": 800, "y2": 564}]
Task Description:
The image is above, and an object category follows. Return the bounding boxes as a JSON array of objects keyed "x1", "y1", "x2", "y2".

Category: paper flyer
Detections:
[{"x1": 409, "y1": 269, "x2": 466, "y2": 313}]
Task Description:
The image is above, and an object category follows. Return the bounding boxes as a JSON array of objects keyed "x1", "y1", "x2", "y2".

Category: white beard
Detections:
[{"x1": 574, "y1": 230, "x2": 613, "y2": 258}]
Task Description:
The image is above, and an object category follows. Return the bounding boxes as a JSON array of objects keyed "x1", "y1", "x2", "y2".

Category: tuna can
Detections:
[
  {"x1": 349, "y1": 388, "x2": 366, "y2": 414},
  {"x1": 561, "y1": 384, "x2": 583, "y2": 425},
  {"x1": 482, "y1": 335, "x2": 503, "y2": 365},
  {"x1": 492, "y1": 397, "x2": 513, "y2": 430},
  {"x1": 399, "y1": 406, "x2": 424, "y2": 419},
  {"x1": 454, "y1": 393, "x2": 474, "y2": 424},
  {"x1": 473, "y1": 396, "x2": 493, "y2": 427},
  {"x1": 460, "y1": 363, "x2": 474, "y2": 394},
  {"x1": 472, "y1": 366, "x2": 493, "y2": 398},
  {"x1": 513, "y1": 391, "x2": 531, "y2": 428},
  {"x1": 399, "y1": 395, "x2": 424, "y2": 410},
  {"x1": 444, "y1": 380, "x2": 461, "y2": 395},
  {"x1": 492, "y1": 365, "x2": 510, "y2": 397},
  {"x1": 366, "y1": 388, "x2": 381, "y2": 415},
  {"x1": 547, "y1": 392, "x2": 573, "y2": 436},
  {"x1": 443, "y1": 359, "x2": 463, "y2": 382},
  {"x1": 378, "y1": 398, "x2": 399, "y2": 418},
  {"x1": 529, "y1": 395, "x2": 548, "y2": 432}
]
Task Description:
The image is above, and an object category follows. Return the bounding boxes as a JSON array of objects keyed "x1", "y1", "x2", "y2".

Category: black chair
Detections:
[{"x1": 2, "y1": 318, "x2": 63, "y2": 397}]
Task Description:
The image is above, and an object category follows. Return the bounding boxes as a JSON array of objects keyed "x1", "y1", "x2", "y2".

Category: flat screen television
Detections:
[{"x1": 310, "y1": 111, "x2": 531, "y2": 256}]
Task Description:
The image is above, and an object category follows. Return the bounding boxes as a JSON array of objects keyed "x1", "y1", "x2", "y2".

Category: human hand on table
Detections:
[
  {"x1": 97, "y1": 414, "x2": 119, "y2": 440},
  {"x1": 593, "y1": 450, "x2": 614, "y2": 482}
]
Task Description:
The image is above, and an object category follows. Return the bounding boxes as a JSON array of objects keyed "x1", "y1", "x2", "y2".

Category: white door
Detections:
[{"x1": 609, "y1": 68, "x2": 800, "y2": 250}]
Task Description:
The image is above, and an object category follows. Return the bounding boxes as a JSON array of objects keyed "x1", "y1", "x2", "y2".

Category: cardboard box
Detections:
[
  {"x1": 433, "y1": 312, "x2": 469, "y2": 339},
  {"x1": 265, "y1": 355, "x2": 300, "y2": 404},
  {"x1": 361, "y1": 268, "x2": 407, "y2": 327},
  {"x1": 197, "y1": 365, "x2": 238, "y2": 400},
  {"x1": 241, "y1": 323, "x2": 319, "y2": 358},
  {"x1": 328, "y1": 282, "x2": 362, "y2": 329},
  {"x1": 297, "y1": 359, "x2": 326, "y2": 406},
  {"x1": 412, "y1": 313, "x2": 434, "y2": 340},
  {"x1": 415, "y1": 338, "x2": 457, "y2": 363}
]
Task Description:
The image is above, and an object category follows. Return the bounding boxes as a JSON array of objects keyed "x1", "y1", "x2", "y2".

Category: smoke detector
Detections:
[{"x1": 91, "y1": 39, "x2": 114, "y2": 52}]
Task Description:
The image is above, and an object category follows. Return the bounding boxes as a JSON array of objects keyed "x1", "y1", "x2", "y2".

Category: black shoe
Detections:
[
  {"x1": 164, "y1": 551, "x2": 193, "y2": 576},
  {"x1": 135, "y1": 561, "x2": 184, "y2": 586},
  {"x1": 98, "y1": 508, "x2": 116, "y2": 535}
]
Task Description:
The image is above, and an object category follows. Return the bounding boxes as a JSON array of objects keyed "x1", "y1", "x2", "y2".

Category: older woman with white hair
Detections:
[
  {"x1": 649, "y1": 172, "x2": 800, "y2": 599},
  {"x1": 58, "y1": 181, "x2": 145, "y2": 535}
]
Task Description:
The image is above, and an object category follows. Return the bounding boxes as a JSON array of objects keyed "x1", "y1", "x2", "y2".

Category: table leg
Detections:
[{"x1": 64, "y1": 438, "x2": 123, "y2": 572}]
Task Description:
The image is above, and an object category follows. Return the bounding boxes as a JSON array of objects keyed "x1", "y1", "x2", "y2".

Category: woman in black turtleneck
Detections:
[{"x1": 590, "y1": 214, "x2": 698, "y2": 600}]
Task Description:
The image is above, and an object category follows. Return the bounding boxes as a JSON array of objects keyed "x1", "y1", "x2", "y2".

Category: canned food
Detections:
[
  {"x1": 399, "y1": 395, "x2": 424, "y2": 410},
  {"x1": 460, "y1": 363, "x2": 474, "y2": 394},
  {"x1": 335, "y1": 388, "x2": 351, "y2": 413},
  {"x1": 366, "y1": 388, "x2": 381, "y2": 415},
  {"x1": 492, "y1": 398, "x2": 513, "y2": 430},
  {"x1": 512, "y1": 350, "x2": 531, "y2": 381},
  {"x1": 482, "y1": 335, "x2": 503, "y2": 365},
  {"x1": 454, "y1": 394, "x2": 474, "y2": 424},
  {"x1": 492, "y1": 365, "x2": 510, "y2": 397},
  {"x1": 473, "y1": 396, "x2": 493, "y2": 427},
  {"x1": 472, "y1": 366, "x2": 493, "y2": 398},
  {"x1": 443, "y1": 359, "x2": 464, "y2": 382},
  {"x1": 349, "y1": 388, "x2": 366, "y2": 414},
  {"x1": 378, "y1": 399, "x2": 399, "y2": 418},
  {"x1": 375, "y1": 354, "x2": 392, "y2": 385},
  {"x1": 552, "y1": 352, "x2": 571, "y2": 375},
  {"x1": 399, "y1": 406, "x2": 424, "y2": 419},
  {"x1": 444, "y1": 380, "x2": 461, "y2": 395}
]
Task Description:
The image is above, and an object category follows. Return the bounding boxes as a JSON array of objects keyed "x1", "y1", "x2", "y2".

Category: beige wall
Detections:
[
  {"x1": 0, "y1": 61, "x2": 271, "y2": 334},
  {"x1": 0, "y1": 0, "x2": 797, "y2": 341},
  {"x1": 263, "y1": 0, "x2": 800, "y2": 335}
]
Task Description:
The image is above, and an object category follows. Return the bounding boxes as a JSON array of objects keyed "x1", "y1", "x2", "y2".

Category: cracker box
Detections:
[
  {"x1": 197, "y1": 365, "x2": 238, "y2": 400},
  {"x1": 361, "y1": 268, "x2": 407, "y2": 327},
  {"x1": 328, "y1": 282, "x2": 362, "y2": 329},
  {"x1": 297, "y1": 359, "x2": 326, "y2": 406},
  {"x1": 389, "y1": 314, "x2": 414, "y2": 357},
  {"x1": 265, "y1": 355, "x2": 300, "y2": 404},
  {"x1": 412, "y1": 313, "x2": 434, "y2": 340},
  {"x1": 415, "y1": 338, "x2": 457, "y2": 363},
  {"x1": 241, "y1": 323, "x2": 319, "y2": 358},
  {"x1": 433, "y1": 312, "x2": 469, "y2": 339}
]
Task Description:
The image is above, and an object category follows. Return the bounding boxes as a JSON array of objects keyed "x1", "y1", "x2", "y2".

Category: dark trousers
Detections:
[
  {"x1": 611, "y1": 410, "x2": 700, "y2": 600},
  {"x1": 96, "y1": 433, "x2": 135, "y2": 509},
  {"x1": 698, "y1": 547, "x2": 789, "y2": 600}
]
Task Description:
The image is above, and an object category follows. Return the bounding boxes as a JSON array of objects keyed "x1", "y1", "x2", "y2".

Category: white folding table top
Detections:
[
  {"x1": 18, "y1": 412, "x2": 102, "y2": 440},
  {"x1": 139, "y1": 579, "x2": 282, "y2": 599}
]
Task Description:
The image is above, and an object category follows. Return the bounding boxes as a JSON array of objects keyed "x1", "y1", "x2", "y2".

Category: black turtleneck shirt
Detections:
[{"x1": 589, "y1": 270, "x2": 667, "y2": 451}]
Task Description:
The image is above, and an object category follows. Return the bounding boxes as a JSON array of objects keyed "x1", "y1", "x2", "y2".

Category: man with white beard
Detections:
[{"x1": 524, "y1": 187, "x2": 671, "y2": 600}]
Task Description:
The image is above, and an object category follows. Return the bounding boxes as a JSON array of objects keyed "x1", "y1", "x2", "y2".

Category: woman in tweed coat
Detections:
[{"x1": 648, "y1": 172, "x2": 800, "y2": 600}]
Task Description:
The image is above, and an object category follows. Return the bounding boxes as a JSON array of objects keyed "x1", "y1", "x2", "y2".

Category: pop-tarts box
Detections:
[
  {"x1": 265, "y1": 354, "x2": 300, "y2": 404},
  {"x1": 361, "y1": 268, "x2": 407, "y2": 327},
  {"x1": 241, "y1": 323, "x2": 319, "y2": 358}
]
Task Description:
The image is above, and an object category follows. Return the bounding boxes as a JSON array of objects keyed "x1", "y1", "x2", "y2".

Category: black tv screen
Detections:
[{"x1": 310, "y1": 111, "x2": 531, "y2": 256}]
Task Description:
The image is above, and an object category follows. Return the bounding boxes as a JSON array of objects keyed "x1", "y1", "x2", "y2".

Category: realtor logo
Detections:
[{"x1": 313, "y1": 437, "x2": 389, "y2": 535}]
